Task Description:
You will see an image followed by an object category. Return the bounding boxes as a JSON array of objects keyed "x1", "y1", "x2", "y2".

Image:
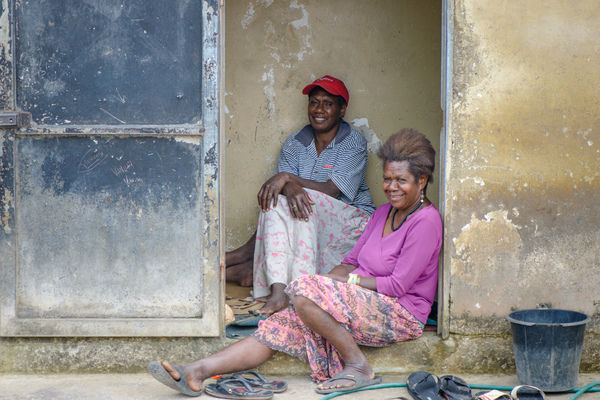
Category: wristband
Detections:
[
  {"x1": 347, "y1": 273, "x2": 357, "y2": 285},
  {"x1": 347, "y1": 273, "x2": 361, "y2": 285}
]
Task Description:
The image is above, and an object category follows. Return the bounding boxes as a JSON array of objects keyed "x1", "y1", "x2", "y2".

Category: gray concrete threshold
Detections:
[{"x1": 1, "y1": 373, "x2": 600, "y2": 400}]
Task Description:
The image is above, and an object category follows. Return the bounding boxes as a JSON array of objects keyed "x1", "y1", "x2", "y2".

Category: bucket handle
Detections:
[{"x1": 507, "y1": 319, "x2": 589, "y2": 327}]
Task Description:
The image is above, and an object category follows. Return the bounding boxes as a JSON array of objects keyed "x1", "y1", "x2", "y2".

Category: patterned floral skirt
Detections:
[
  {"x1": 251, "y1": 274, "x2": 424, "y2": 382},
  {"x1": 252, "y1": 189, "x2": 370, "y2": 300}
]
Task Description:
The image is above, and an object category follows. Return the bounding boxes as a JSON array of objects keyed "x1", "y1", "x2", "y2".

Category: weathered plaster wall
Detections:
[
  {"x1": 447, "y1": 0, "x2": 600, "y2": 334},
  {"x1": 224, "y1": 1, "x2": 442, "y2": 250}
]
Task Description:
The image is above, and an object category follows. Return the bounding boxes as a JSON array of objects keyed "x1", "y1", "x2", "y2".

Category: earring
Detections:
[{"x1": 420, "y1": 191, "x2": 424, "y2": 202}]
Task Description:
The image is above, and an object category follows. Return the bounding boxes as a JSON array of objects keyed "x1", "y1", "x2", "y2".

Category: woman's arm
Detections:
[{"x1": 323, "y1": 264, "x2": 378, "y2": 291}]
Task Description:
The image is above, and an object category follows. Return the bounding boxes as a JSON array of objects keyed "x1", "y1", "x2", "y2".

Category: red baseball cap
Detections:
[{"x1": 302, "y1": 75, "x2": 349, "y2": 105}]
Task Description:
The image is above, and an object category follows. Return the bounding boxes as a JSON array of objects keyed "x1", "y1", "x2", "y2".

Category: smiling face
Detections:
[
  {"x1": 307, "y1": 87, "x2": 347, "y2": 136},
  {"x1": 382, "y1": 160, "x2": 427, "y2": 211}
]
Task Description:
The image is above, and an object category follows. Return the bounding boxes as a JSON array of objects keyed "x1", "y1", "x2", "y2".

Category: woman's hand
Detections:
[
  {"x1": 282, "y1": 182, "x2": 315, "y2": 221},
  {"x1": 257, "y1": 172, "x2": 289, "y2": 212},
  {"x1": 323, "y1": 263, "x2": 356, "y2": 283}
]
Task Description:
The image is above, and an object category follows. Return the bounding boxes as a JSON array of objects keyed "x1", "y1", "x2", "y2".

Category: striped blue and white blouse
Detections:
[{"x1": 277, "y1": 120, "x2": 375, "y2": 215}]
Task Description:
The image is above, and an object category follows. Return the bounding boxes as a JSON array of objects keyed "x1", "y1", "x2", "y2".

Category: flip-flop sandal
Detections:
[
  {"x1": 406, "y1": 371, "x2": 443, "y2": 400},
  {"x1": 510, "y1": 385, "x2": 546, "y2": 400},
  {"x1": 474, "y1": 390, "x2": 512, "y2": 400},
  {"x1": 218, "y1": 371, "x2": 287, "y2": 393},
  {"x1": 315, "y1": 372, "x2": 383, "y2": 394},
  {"x1": 204, "y1": 377, "x2": 274, "y2": 399},
  {"x1": 148, "y1": 361, "x2": 203, "y2": 397},
  {"x1": 439, "y1": 375, "x2": 472, "y2": 400}
]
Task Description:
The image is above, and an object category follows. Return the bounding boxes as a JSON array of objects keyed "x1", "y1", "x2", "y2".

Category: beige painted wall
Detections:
[
  {"x1": 224, "y1": 1, "x2": 442, "y2": 250},
  {"x1": 446, "y1": 0, "x2": 600, "y2": 334}
]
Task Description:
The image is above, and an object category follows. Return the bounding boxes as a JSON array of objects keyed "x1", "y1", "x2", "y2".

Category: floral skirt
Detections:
[
  {"x1": 252, "y1": 189, "x2": 370, "y2": 299},
  {"x1": 251, "y1": 275, "x2": 423, "y2": 382}
]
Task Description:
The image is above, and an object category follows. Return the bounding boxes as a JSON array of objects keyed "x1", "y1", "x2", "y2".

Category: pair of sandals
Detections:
[
  {"x1": 148, "y1": 361, "x2": 286, "y2": 399},
  {"x1": 407, "y1": 371, "x2": 473, "y2": 400},
  {"x1": 406, "y1": 371, "x2": 546, "y2": 400},
  {"x1": 205, "y1": 372, "x2": 287, "y2": 399}
]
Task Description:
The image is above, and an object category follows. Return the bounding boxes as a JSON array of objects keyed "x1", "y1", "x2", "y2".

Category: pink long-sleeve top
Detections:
[{"x1": 342, "y1": 203, "x2": 443, "y2": 324}]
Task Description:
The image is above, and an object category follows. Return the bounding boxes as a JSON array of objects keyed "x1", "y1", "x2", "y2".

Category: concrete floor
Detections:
[{"x1": 1, "y1": 373, "x2": 600, "y2": 400}]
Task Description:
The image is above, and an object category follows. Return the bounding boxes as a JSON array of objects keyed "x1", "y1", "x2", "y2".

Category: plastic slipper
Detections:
[
  {"x1": 406, "y1": 371, "x2": 443, "y2": 400},
  {"x1": 439, "y1": 375, "x2": 473, "y2": 400},
  {"x1": 204, "y1": 378, "x2": 273, "y2": 399},
  {"x1": 148, "y1": 361, "x2": 202, "y2": 397},
  {"x1": 474, "y1": 390, "x2": 512, "y2": 400},
  {"x1": 218, "y1": 371, "x2": 287, "y2": 393},
  {"x1": 229, "y1": 313, "x2": 269, "y2": 327},
  {"x1": 315, "y1": 372, "x2": 383, "y2": 394},
  {"x1": 510, "y1": 385, "x2": 546, "y2": 400}
]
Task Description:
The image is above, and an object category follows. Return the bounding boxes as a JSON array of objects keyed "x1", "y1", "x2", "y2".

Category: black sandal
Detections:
[
  {"x1": 204, "y1": 377, "x2": 274, "y2": 399},
  {"x1": 406, "y1": 371, "x2": 443, "y2": 400},
  {"x1": 218, "y1": 371, "x2": 287, "y2": 393}
]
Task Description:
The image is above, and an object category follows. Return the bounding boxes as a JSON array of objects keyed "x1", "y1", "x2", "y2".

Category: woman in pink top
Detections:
[{"x1": 149, "y1": 129, "x2": 443, "y2": 397}]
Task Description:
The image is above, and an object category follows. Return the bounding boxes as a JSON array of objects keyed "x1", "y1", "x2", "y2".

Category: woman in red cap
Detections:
[{"x1": 226, "y1": 75, "x2": 375, "y2": 315}]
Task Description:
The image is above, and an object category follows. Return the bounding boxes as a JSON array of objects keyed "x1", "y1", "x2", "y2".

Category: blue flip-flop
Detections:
[
  {"x1": 148, "y1": 361, "x2": 202, "y2": 397},
  {"x1": 315, "y1": 372, "x2": 383, "y2": 394}
]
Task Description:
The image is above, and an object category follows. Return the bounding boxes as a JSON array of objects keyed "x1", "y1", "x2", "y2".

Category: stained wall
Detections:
[
  {"x1": 224, "y1": 1, "x2": 442, "y2": 249},
  {"x1": 446, "y1": 0, "x2": 600, "y2": 334}
]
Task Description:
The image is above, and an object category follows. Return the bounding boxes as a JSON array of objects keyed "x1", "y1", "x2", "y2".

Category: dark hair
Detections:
[
  {"x1": 309, "y1": 87, "x2": 347, "y2": 108},
  {"x1": 377, "y1": 129, "x2": 436, "y2": 188}
]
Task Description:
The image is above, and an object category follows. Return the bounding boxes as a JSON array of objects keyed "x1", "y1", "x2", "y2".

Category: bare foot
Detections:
[
  {"x1": 160, "y1": 361, "x2": 205, "y2": 392},
  {"x1": 257, "y1": 283, "x2": 290, "y2": 315},
  {"x1": 226, "y1": 233, "x2": 256, "y2": 267},
  {"x1": 316, "y1": 364, "x2": 375, "y2": 391},
  {"x1": 226, "y1": 260, "x2": 253, "y2": 287}
]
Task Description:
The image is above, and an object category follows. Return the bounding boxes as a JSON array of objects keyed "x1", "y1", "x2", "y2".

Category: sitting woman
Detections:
[
  {"x1": 149, "y1": 128, "x2": 443, "y2": 396},
  {"x1": 227, "y1": 75, "x2": 375, "y2": 315}
]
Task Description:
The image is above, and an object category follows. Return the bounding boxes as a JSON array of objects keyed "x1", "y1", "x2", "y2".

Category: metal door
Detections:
[{"x1": 0, "y1": 0, "x2": 223, "y2": 336}]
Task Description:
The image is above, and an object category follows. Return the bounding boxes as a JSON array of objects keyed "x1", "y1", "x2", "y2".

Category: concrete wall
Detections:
[
  {"x1": 446, "y1": 0, "x2": 600, "y2": 335},
  {"x1": 224, "y1": 1, "x2": 442, "y2": 250}
]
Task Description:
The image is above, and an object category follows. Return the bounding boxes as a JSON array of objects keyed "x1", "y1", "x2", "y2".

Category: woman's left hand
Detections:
[{"x1": 282, "y1": 183, "x2": 315, "y2": 221}]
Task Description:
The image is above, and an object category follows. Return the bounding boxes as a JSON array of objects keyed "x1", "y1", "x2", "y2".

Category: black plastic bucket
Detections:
[{"x1": 506, "y1": 308, "x2": 589, "y2": 392}]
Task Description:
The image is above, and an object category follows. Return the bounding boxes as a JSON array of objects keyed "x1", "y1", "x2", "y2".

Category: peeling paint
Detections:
[
  {"x1": 261, "y1": 68, "x2": 276, "y2": 118},
  {"x1": 241, "y1": 2, "x2": 255, "y2": 29},
  {"x1": 453, "y1": 211, "x2": 522, "y2": 285},
  {"x1": 1, "y1": 186, "x2": 13, "y2": 234},
  {"x1": 288, "y1": 0, "x2": 312, "y2": 61},
  {"x1": 350, "y1": 118, "x2": 382, "y2": 154}
]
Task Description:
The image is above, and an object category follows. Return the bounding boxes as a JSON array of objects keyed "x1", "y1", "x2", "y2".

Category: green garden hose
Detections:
[{"x1": 319, "y1": 381, "x2": 600, "y2": 400}]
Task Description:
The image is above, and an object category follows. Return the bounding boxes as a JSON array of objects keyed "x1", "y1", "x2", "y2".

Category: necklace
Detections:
[{"x1": 391, "y1": 199, "x2": 423, "y2": 232}]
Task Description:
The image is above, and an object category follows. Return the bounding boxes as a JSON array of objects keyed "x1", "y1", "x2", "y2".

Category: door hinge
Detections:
[{"x1": 0, "y1": 112, "x2": 31, "y2": 128}]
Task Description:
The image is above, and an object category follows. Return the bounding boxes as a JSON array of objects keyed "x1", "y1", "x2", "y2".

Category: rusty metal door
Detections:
[{"x1": 0, "y1": 0, "x2": 223, "y2": 336}]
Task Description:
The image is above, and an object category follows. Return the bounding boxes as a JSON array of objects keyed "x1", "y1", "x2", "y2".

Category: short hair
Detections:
[
  {"x1": 308, "y1": 87, "x2": 347, "y2": 108},
  {"x1": 377, "y1": 129, "x2": 436, "y2": 187}
]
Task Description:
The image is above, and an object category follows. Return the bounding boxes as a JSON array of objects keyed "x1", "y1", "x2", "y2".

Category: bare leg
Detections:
[
  {"x1": 226, "y1": 232, "x2": 256, "y2": 267},
  {"x1": 257, "y1": 283, "x2": 290, "y2": 315},
  {"x1": 225, "y1": 260, "x2": 253, "y2": 287},
  {"x1": 158, "y1": 336, "x2": 276, "y2": 392},
  {"x1": 292, "y1": 295, "x2": 374, "y2": 391}
]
